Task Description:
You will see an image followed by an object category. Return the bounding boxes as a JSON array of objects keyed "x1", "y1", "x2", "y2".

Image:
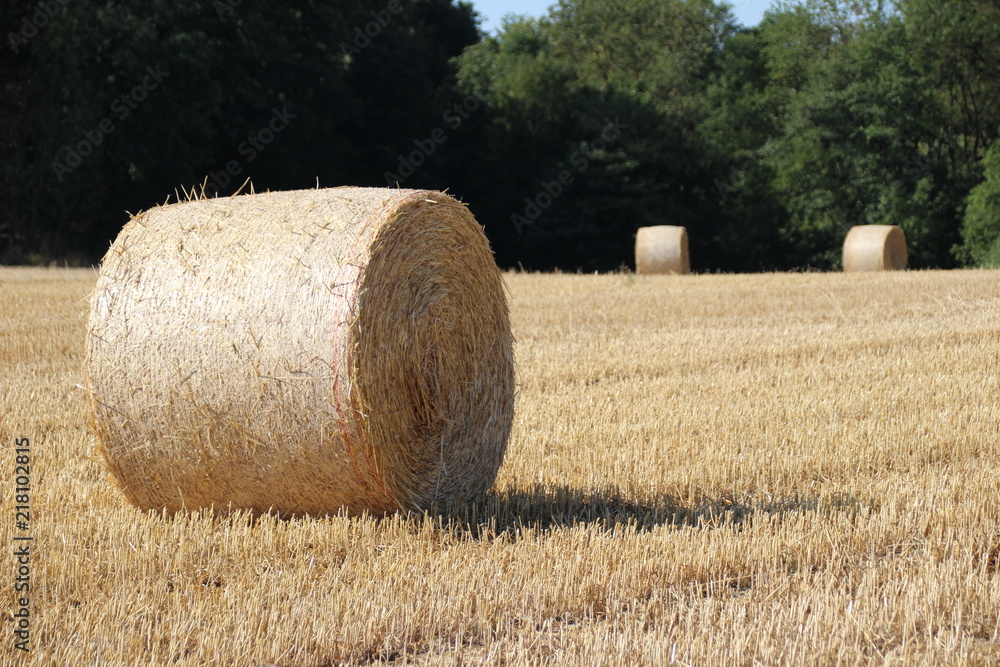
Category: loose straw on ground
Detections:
[
  {"x1": 85, "y1": 187, "x2": 515, "y2": 517},
  {"x1": 842, "y1": 225, "x2": 908, "y2": 272},
  {"x1": 635, "y1": 225, "x2": 690, "y2": 275}
]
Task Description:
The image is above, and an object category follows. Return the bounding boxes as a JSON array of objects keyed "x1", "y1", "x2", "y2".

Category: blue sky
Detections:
[{"x1": 470, "y1": 0, "x2": 775, "y2": 34}]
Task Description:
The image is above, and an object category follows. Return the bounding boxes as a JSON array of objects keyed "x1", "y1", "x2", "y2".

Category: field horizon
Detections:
[{"x1": 2, "y1": 266, "x2": 999, "y2": 665}]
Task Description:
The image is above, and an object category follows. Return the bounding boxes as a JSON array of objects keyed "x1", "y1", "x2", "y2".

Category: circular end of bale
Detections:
[
  {"x1": 842, "y1": 225, "x2": 908, "y2": 272},
  {"x1": 85, "y1": 187, "x2": 514, "y2": 517},
  {"x1": 635, "y1": 225, "x2": 690, "y2": 275}
]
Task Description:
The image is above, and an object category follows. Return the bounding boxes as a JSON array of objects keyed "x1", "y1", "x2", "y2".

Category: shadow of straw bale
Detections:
[
  {"x1": 423, "y1": 485, "x2": 874, "y2": 540},
  {"x1": 150, "y1": 487, "x2": 873, "y2": 542}
]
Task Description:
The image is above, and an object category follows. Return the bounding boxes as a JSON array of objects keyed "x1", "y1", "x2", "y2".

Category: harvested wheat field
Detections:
[{"x1": 3, "y1": 266, "x2": 1000, "y2": 666}]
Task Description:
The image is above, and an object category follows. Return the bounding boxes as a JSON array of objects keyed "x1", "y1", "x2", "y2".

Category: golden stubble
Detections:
[{"x1": 2, "y1": 266, "x2": 999, "y2": 666}]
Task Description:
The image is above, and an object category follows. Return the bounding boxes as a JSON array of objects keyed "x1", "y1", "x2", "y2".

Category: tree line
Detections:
[{"x1": 2, "y1": 0, "x2": 998, "y2": 271}]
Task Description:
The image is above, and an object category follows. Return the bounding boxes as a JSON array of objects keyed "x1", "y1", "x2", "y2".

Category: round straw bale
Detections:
[
  {"x1": 842, "y1": 225, "x2": 908, "y2": 271},
  {"x1": 85, "y1": 187, "x2": 514, "y2": 517},
  {"x1": 635, "y1": 225, "x2": 690, "y2": 275}
]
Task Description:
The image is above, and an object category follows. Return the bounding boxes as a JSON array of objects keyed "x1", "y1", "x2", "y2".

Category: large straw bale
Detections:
[
  {"x1": 635, "y1": 225, "x2": 690, "y2": 275},
  {"x1": 842, "y1": 225, "x2": 908, "y2": 272},
  {"x1": 85, "y1": 187, "x2": 514, "y2": 517}
]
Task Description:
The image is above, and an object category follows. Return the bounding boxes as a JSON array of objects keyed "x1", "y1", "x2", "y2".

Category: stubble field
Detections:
[{"x1": 2, "y1": 266, "x2": 999, "y2": 665}]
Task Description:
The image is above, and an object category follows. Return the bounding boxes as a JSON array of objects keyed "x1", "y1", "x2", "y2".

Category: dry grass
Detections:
[{"x1": 2, "y1": 266, "x2": 1000, "y2": 666}]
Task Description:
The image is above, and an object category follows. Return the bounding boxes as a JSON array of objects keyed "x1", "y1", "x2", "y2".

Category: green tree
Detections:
[
  {"x1": 700, "y1": 24, "x2": 791, "y2": 271},
  {"x1": 898, "y1": 0, "x2": 1000, "y2": 177},
  {"x1": 959, "y1": 141, "x2": 1000, "y2": 266},
  {"x1": 756, "y1": 2, "x2": 957, "y2": 268},
  {"x1": 0, "y1": 0, "x2": 478, "y2": 262},
  {"x1": 896, "y1": 0, "x2": 1000, "y2": 264},
  {"x1": 451, "y1": 0, "x2": 739, "y2": 271}
]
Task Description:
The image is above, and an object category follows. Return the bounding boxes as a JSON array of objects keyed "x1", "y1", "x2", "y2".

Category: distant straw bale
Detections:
[
  {"x1": 85, "y1": 187, "x2": 514, "y2": 517},
  {"x1": 635, "y1": 225, "x2": 690, "y2": 275},
  {"x1": 842, "y1": 225, "x2": 908, "y2": 272}
]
